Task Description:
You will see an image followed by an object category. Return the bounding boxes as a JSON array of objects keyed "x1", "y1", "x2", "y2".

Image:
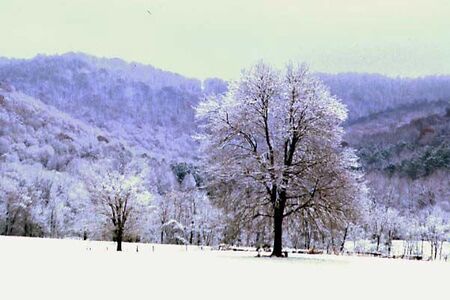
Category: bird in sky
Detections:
[{"x1": 147, "y1": 10, "x2": 152, "y2": 15}]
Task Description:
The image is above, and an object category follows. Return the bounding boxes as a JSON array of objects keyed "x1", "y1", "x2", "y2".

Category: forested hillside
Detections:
[
  {"x1": 0, "y1": 53, "x2": 220, "y2": 161},
  {"x1": 345, "y1": 101, "x2": 450, "y2": 210},
  {"x1": 0, "y1": 87, "x2": 141, "y2": 237},
  {"x1": 319, "y1": 73, "x2": 450, "y2": 122}
]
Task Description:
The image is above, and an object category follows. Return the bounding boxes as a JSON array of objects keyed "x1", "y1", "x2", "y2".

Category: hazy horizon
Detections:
[
  {"x1": 1, "y1": 0, "x2": 449, "y2": 80},
  {"x1": 3, "y1": 51, "x2": 450, "y2": 81}
]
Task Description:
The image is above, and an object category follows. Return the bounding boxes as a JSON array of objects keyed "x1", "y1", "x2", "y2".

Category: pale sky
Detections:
[{"x1": 0, "y1": 0, "x2": 449, "y2": 80}]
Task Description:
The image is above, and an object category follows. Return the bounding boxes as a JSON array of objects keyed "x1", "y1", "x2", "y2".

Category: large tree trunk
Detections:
[
  {"x1": 272, "y1": 213, "x2": 283, "y2": 257},
  {"x1": 116, "y1": 228, "x2": 123, "y2": 251},
  {"x1": 117, "y1": 238, "x2": 122, "y2": 251},
  {"x1": 271, "y1": 201, "x2": 285, "y2": 257}
]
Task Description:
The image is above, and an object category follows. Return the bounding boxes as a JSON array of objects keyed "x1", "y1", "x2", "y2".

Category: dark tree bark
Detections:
[
  {"x1": 272, "y1": 209, "x2": 284, "y2": 257},
  {"x1": 340, "y1": 226, "x2": 348, "y2": 253},
  {"x1": 115, "y1": 228, "x2": 123, "y2": 251},
  {"x1": 271, "y1": 191, "x2": 286, "y2": 257},
  {"x1": 160, "y1": 220, "x2": 164, "y2": 244},
  {"x1": 434, "y1": 242, "x2": 438, "y2": 260},
  {"x1": 189, "y1": 221, "x2": 194, "y2": 245},
  {"x1": 376, "y1": 234, "x2": 381, "y2": 252},
  {"x1": 387, "y1": 230, "x2": 392, "y2": 256}
]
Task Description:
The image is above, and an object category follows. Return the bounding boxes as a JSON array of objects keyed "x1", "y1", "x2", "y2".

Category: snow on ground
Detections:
[{"x1": 0, "y1": 236, "x2": 448, "y2": 300}]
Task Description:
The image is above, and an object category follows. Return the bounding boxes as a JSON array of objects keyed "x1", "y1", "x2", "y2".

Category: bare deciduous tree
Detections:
[{"x1": 87, "y1": 169, "x2": 151, "y2": 251}]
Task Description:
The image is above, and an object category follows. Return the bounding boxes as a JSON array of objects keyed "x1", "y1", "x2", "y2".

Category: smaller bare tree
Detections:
[{"x1": 87, "y1": 169, "x2": 151, "y2": 251}]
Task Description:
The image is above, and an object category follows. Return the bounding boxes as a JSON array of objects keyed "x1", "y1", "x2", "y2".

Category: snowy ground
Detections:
[{"x1": 0, "y1": 236, "x2": 448, "y2": 300}]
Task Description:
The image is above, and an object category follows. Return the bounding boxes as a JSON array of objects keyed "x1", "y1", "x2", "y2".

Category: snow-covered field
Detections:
[{"x1": 0, "y1": 236, "x2": 448, "y2": 300}]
